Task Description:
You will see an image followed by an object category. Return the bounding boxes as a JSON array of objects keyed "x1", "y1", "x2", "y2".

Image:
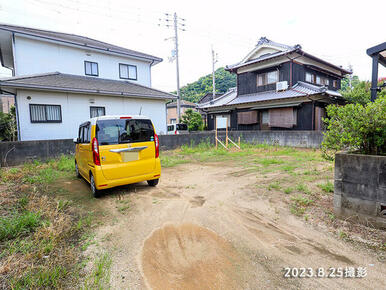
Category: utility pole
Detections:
[
  {"x1": 348, "y1": 64, "x2": 353, "y2": 89},
  {"x1": 160, "y1": 13, "x2": 186, "y2": 123},
  {"x1": 211, "y1": 46, "x2": 218, "y2": 100},
  {"x1": 174, "y1": 13, "x2": 181, "y2": 123}
]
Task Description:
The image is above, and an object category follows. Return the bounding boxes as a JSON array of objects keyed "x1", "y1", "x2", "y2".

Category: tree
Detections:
[
  {"x1": 321, "y1": 96, "x2": 386, "y2": 159},
  {"x1": 181, "y1": 109, "x2": 203, "y2": 131},
  {"x1": 0, "y1": 106, "x2": 17, "y2": 141},
  {"x1": 173, "y1": 67, "x2": 236, "y2": 103},
  {"x1": 340, "y1": 76, "x2": 385, "y2": 105}
]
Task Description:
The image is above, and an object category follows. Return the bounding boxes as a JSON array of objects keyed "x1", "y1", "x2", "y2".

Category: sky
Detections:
[{"x1": 0, "y1": 0, "x2": 385, "y2": 92}]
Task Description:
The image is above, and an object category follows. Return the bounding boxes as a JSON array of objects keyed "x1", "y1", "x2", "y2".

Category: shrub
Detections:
[
  {"x1": 322, "y1": 96, "x2": 386, "y2": 159},
  {"x1": 181, "y1": 108, "x2": 203, "y2": 131}
]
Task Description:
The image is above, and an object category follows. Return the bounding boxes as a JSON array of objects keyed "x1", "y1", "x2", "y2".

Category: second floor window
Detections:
[
  {"x1": 257, "y1": 71, "x2": 279, "y2": 86},
  {"x1": 85, "y1": 61, "x2": 98, "y2": 76},
  {"x1": 119, "y1": 64, "x2": 137, "y2": 80},
  {"x1": 306, "y1": 72, "x2": 330, "y2": 86}
]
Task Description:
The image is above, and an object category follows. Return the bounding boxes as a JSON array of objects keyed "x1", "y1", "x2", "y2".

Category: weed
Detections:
[
  {"x1": 11, "y1": 266, "x2": 67, "y2": 289},
  {"x1": 83, "y1": 252, "x2": 112, "y2": 289},
  {"x1": 296, "y1": 183, "x2": 311, "y2": 195},
  {"x1": 290, "y1": 195, "x2": 313, "y2": 216},
  {"x1": 339, "y1": 231, "x2": 348, "y2": 240},
  {"x1": 0, "y1": 211, "x2": 42, "y2": 241},
  {"x1": 284, "y1": 187, "x2": 294, "y2": 194},
  {"x1": 267, "y1": 182, "x2": 281, "y2": 191},
  {"x1": 258, "y1": 158, "x2": 285, "y2": 166},
  {"x1": 280, "y1": 164, "x2": 297, "y2": 173},
  {"x1": 318, "y1": 181, "x2": 334, "y2": 193},
  {"x1": 56, "y1": 155, "x2": 75, "y2": 172},
  {"x1": 160, "y1": 155, "x2": 190, "y2": 168}
]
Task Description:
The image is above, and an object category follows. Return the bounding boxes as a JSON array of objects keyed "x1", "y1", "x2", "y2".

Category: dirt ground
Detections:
[{"x1": 68, "y1": 162, "x2": 385, "y2": 289}]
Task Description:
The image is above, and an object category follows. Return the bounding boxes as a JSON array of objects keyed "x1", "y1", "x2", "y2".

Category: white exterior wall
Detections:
[
  {"x1": 14, "y1": 36, "x2": 152, "y2": 86},
  {"x1": 16, "y1": 90, "x2": 167, "y2": 141}
]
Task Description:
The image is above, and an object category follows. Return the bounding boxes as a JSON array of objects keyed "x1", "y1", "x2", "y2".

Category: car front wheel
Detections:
[{"x1": 147, "y1": 179, "x2": 159, "y2": 186}]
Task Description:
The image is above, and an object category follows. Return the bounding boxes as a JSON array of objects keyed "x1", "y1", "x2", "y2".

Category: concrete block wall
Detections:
[
  {"x1": 0, "y1": 130, "x2": 324, "y2": 167},
  {"x1": 334, "y1": 152, "x2": 386, "y2": 228}
]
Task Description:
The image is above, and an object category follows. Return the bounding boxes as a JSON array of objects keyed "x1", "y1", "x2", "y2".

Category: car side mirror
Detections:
[{"x1": 73, "y1": 137, "x2": 79, "y2": 144}]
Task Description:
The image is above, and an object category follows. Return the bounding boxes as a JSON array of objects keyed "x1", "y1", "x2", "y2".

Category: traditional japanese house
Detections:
[{"x1": 198, "y1": 37, "x2": 351, "y2": 131}]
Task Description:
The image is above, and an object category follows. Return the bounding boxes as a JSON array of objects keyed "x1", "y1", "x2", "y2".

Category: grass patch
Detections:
[
  {"x1": 284, "y1": 187, "x2": 294, "y2": 194},
  {"x1": 0, "y1": 211, "x2": 42, "y2": 241},
  {"x1": 0, "y1": 155, "x2": 98, "y2": 289},
  {"x1": 296, "y1": 183, "x2": 311, "y2": 195},
  {"x1": 83, "y1": 252, "x2": 112, "y2": 289},
  {"x1": 160, "y1": 155, "x2": 190, "y2": 168},
  {"x1": 317, "y1": 181, "x2": 334, "y2": 193},
  {"x1": 267, "y1": 182, "x2": 281, "y2": 191},
  {"x1": 290, "y1": 195, "x2": 313, "y2": 216},
  {"x1": 11, "y1": 266, "x2": 68, "y2": 289}
]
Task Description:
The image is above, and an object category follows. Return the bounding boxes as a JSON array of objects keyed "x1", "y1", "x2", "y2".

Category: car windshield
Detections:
[
  {"x1": 96, "y1": 119, "x2": 154, "y2": 145},
  {"x1": 176, "y1": 124, "x2": 188, "y2": 131}
]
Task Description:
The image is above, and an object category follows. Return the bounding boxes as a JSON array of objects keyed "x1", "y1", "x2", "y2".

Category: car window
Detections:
[
  {"x1": 176, "y1": 124, "x2": 188, "y2": 131},
  {"x1": 96, "y1": 119, "x2": 154, "y2": 145}
]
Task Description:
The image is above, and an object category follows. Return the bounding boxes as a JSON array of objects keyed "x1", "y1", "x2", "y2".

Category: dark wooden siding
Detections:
[{"x1": 237, "y1": 62, "x2": 291, "y2": 95}]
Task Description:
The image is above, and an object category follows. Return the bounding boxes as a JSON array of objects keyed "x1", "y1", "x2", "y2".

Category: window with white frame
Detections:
[
  {"x1": 84, "y1": 61, "x2": 98, "y2": 76},
  {"x1": 30, "y1": 104, "x2": 62, "y2": 123},
  {"x1": 90, "y1": 106, "x2": 105, "y2": 118},
  {"x1": 119, "y1": 63, "x2": 137, "y2": 80}
]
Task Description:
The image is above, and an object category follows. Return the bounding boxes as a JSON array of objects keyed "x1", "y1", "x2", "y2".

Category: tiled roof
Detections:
[
  {"x1": 0, "y1": 24, "x2": 162, "y2": 63},
  {"x1": 167, "y1": 100, "x2": 196, "y2": 108},
  {"x1": 199, "y1": 82, "x2": 342, "y2": 109},
  {"x1": 197, "y1": 87, "x2": 237, "y2": 109},
  {"x1": 226, "y1": 37, "x2": 351, "y2": 74},
  {"x1": 0, "y1": 72, "x2": 176, "y2": 100}
]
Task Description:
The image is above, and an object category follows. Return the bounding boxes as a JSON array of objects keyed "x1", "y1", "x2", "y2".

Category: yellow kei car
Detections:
[{"x1": 73, "y1": 115, "x2": 161, "y2": 197}]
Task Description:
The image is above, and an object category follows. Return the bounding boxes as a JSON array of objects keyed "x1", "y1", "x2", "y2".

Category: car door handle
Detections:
[{"x1": 109, "y1": 146, "x2": 148, "y2": 153}]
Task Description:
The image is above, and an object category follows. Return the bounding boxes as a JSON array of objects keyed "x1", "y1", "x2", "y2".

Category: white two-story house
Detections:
[{"x1": 0, "y1": 24, "x2": 175, "y2": 141}]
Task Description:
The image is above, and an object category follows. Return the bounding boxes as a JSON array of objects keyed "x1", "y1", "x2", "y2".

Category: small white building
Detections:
[{"x1": 0, "y1": 24, "x2": 175, "y2": 140}]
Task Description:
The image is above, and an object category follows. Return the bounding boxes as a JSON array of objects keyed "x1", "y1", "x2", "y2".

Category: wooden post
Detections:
[
  {"x1": 215, "y1": 116, "x2": 218, "y2": 149},
  {"x1": 238, "y1": 136, "x2": 241, "y2": 148},
  {"x1": 225, "y1": 117, "x2": 228, "y2": 148}
]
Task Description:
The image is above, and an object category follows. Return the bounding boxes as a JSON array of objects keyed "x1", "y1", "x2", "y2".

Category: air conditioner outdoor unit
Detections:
[{"x1": 276, "y1": 81, "x2": 288, "y2": 92}]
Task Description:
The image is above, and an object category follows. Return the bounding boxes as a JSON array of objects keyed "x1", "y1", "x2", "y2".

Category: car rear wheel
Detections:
[
  {"x1": 75, "y1": 162, "x2": 80, "y2": 178},
  {"x1": 147, "y1": 179, "x2": 159, "y2": 186},
  {"x1": 90, "y1": 174, "x2": 100, "y2": 198}
]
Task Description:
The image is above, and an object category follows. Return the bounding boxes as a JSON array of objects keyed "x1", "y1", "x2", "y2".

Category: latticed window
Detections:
[{"x1": 237, "y1": 111, "x2": 258, "y2": 125}]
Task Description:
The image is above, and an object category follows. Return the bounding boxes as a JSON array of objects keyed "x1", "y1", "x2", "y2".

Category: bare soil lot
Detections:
[{"x1": 1, "y1": 144, "x2": 385, "y2": 289}]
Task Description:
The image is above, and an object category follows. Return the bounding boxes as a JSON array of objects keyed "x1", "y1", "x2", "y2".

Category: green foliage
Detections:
[
  {"x1": 181, "y1": 108, "x2": 203, "y2": 131},
  {"x1": 317, "y1": 181, "x2": 334, "y2": 193},
  {"x1": 0, "y1": 211, "x2": 42, "y2": 241},
  {"x1": 83, "y1": 252, "x2": 112, "y2": 290},
  {"x1": 11, "y1": 266, "x2": 68, "y2": 289},
  {"x1": 322, "y1": 96, "x2": 386, "y2": 157},
  {"x1": 175, "y1": 67, "x2": 236, "y2": 103},
  {"x1": 0, "y1": 106, "x2": 17, "y2": 141},
  {"x1": 340, "y1": 77, "x2": 385, "y2": 105}
]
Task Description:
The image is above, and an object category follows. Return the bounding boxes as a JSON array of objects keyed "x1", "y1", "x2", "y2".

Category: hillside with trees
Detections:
[{"x1": 175, "y1": 67, "x2": 236, "y2": 103}]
